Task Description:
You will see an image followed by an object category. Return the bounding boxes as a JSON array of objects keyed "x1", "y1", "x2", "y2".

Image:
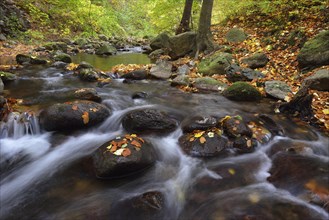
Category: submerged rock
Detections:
[
  {"x1": 122, "y1": 109, "x2": 177, "y2": 135},
  {"x1": 39, "y1": 100, "x2": 111, "y2": 132},
  {"x1": 92, "y1": 135, "x2": 156, "y2": 178}
]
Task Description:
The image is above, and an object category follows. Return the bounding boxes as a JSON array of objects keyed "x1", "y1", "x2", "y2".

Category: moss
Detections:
[
  {"x1": 195, "y1": 77, "x2": 221, "y2": 85},
  {"x1": 223, "y1": 81, "x2": 262, "y2": 101},
  {"x1": 299, "y1": 30, "x2": 329, "y2": 54},
  {"x1": 198, "y1": 52, "x2": 233, "y2": 75},
  {"x1": 0, "y1": 71, "x2": 17, "y2": 82}
]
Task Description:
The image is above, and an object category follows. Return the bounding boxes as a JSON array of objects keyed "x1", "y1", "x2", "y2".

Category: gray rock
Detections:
[
  {"x1": 148, "y1": 49, "x2": 166, "y2": 62},
  {"x1": 168, "y1": 31, "x2": 196, "y2": 59},
  {"x1": 181, "y1": 115, "x2": 218, "y2": 133},
  {"x1": 194, "y1": 77, "x2": 227, "y2": 92},
  {"x1": 225, "y1": 28, "x2": 247, "y2": 43},
  {"x1": 16, "y1": 54, "x2": 31, "y2": 65},
  {"x1": 122, "y1": 109, "x2": 177, "y2": 135},
  {"x1": 198, "y1": 51, "x2": 233, "y2": 75},
  {"x1": 177, "y1": 64, "x2": 190, "y2": 75},
  {"x1": 225, "y1": 64, "x2": 264, "y2": 82},
  {"x1": 54, "y1": 52, "x2": 72, "y2": 63},
  {"x1": 0, "y1": 34, "x2": 6, "y2": 41},
  {"x1": 39, "y1": 100, "x2": 111, "y2": 132},
  {"x1": 171, "y1": 75, "x2": 190, "y2": 86},
  {"x1": 303, "y1": 69, "x2": 329, "y2": 91},
  {"x1": 265, "y1": 80, "x2": 292, "y2": 100},
  {"x1": 121, "y1": 69, "x2": 148, "y2": 80},
  {"x1": 150, "y1": 60, "x2": 173, "y2": 79},
  {"x1": 150, "y1": 32, "x2": 170, "y2": 50},
  {"x1": 92, "y1": 135, "x2": 156, "y2": 179},
  {"x1": 241, "y1": 52, "x2": 269, "y2": 69},
  {"x1": 297, "y1": 30, "x2": 329, "y2": 70},
  {"x1": 95, "y1": 43, "x2": 117, "y2": 56}
]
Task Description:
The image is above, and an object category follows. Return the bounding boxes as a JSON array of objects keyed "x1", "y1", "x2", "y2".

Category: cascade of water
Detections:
[{"x1": 0, "y1": 112, "x2": 41, "y2": 139}]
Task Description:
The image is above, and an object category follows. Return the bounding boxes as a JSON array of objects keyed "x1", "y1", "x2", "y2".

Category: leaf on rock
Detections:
[
  {"x1": 247, "y1": 139, "x2": 252, "y2": 148},
  {"x1": 323, "y1": 109, "x2": 329, "y2": 115},
  {"x1": 122, "y1": 148, "x2": 131, "y2": 157},
  {"x1": 106, "y1": 144, "x2": 112, "y2": 151},
  {"x1": 131, "y1": 140, "x2": 142, "y2": 148},
  {"x1": 207, "y1": 132, "x2": 215, "y2": 138},
  {"x1": 199, "y1": 136, "x2": 206, "y2": 144},
  {"x1": 113, "y1": 148, "x2": 124, "y2": 156},
  {"x1": 72, "y1": 105, "x2": 78, "y2": 111},
  {"x1": 189, "y1": 137, "x2": 195, "y2": 142},
  {"x1": 121, "y1": 143, "x2": 128, "y2": 148},
  {"x1": 194, "y1": 131, "x2": 205, "y2": 138},
  {"x1": 82, "y1": 111, "x2": 89, "y2": 124}
]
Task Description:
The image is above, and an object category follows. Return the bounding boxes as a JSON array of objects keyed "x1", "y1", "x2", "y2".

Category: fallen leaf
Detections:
[
  {"x1": 106, "y1": 144, "x2": 112, "y2": 150},
  {"x1": 131, "y1": 140, "x2": 142, "y2": 148},
  {"x1": 82, "y1": 112, "x2": 89, "y2": 124},
  {"x1": 194, "y1": 131, "x2": 205, "y2": 138},
  {"x1": 121, "y1": 143, "x2": 128, "y2": 148},
  {"x1": 199, "y1": 136, "x2": 206, "y2": 144},
  {"x1": 122, "y1": 148, "x2": 131, "y2": 157},
  {"x1": 323, "y1": 109, "x2": 329, "y2": 115},
  {"x1": 247, "y1": 139, "x2": 252, "y2": 148},
  {"x1": 207, "y1": 132, "x2": 214, "y2": 138},
  {"x1": 189, "y1": 137, "x2": 195, "y2": 142},
  {"x1": 228, "y1": 168, "x2": 235, "y2": 175},
  {"x1": 72, "y1": 105, "x2": 78, "y2": 111},
  {"x1": 113, "y1": 148, "x2": 124, "y2": 156}
]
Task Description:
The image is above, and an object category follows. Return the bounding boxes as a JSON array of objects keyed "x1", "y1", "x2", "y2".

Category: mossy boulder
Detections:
[
  {"x1": 198, "y1": 51, "x2": 233, "y2": 76},
  {"x1": 95, "y1": 43, "x2": 117, "y2": 56},
  {"x1": 0, "y1": 71, "x2": 17, "y2": 82},
  {"x1": 54, "y1": 52, "x2": 72, "y2": 63},
  {"x1": 225, "y1": 28, "x2": 247, "y2": 43},
  {"x1": 297, "y1": 30, "x2": 329, "y2": 70},
  {"x1": 16, "y1": 54, "x2": 31, "y2": 65},
  {"x1": 43, "y1": 42, "x2": 68, "y2": 53},
  {"x1": 168, "y1": 31, "x2": 196, "y2": 59},
  {"x1": 240, "y1": 52, "x2": 269, "y2": 69},
  {"x1": 223, "y1": 82, "x2": 262, "y2": 101},
  {"x1": 150, "y1": 32, "x2": 170, "y2": 50}
]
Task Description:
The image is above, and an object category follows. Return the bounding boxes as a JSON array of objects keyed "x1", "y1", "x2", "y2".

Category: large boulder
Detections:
[
  {"x1": 122, "y1": 109, "x2": 177, "y2": 135},
  {"x1": 297, "y1": 30, "x2": 329, "y2": 70},
  {"x1": 240, "y1": 52, "x2": 269, "y2": 69},
  {"x1": 39, "y1": 100, "x2": 111, "y2": 132},
  {"x1": 54, "y1": 52, "x2": 72, "y2": 63},
  {"x1": 149, "y1": 60, "x2": 173, "y2": 79},
  {"x1": 225, "y1": 28, "x2": 247, "y2": 43},
  {"x1": 223, "y1": 82, "x2": 262, "y2": 101},
  {"x1": 95, "y1": 43, "x2": 117, "y2": 56},
  {"x1": 92, "y1": 134, "x2": 156, "y2": 178},
  {"x1": 303, "y1": 69, "x2": 329, "y2": 91},
  {"x1": 198, "y1": 51, "x2": 233, "y2": 75},
  {"x1": 121, "y1": 69, "x2": 148, "y2": 80},
  {"x1": 265, "y1": 80, "x2": 292, "y2": 100},
  {"x1": 150, "y1": 32, "x2": 170, "y2": 50},
  {"x1": 181, "y1": 115, "x2": 218, "y2": 133},
  {"x1": 168, "y1": 31, "x2": 196, "y2": 59}
]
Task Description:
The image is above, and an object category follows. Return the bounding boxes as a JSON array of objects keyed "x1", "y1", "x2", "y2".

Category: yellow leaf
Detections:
[
  {"x1": 113, "y1": 148, "x2": 124, "y2": 156},
  {"x1": 106, "y1": 144, "x2": 112, "y2": 150},
  {"x1": 194, "y1": 131, "x2": 205, "y2": 138},
  {"x1": 82, "y1": 111, "x2": 89, "y2": 124},
  {"x1": 322, "y1": 109, "x2": 329, "y2": 115},
  {"x1": 228, "y1": 168, "x2": 235, "y2": 175},
  {"x1": 247, "y1": 140, "x2": 252, "y2": 148},
  {"x1": 199, "y1": 136, "x2": 206, "y2": 144}
]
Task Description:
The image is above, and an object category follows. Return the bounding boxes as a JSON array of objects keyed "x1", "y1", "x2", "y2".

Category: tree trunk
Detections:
[
  {"x1": 195, "y1": 0, "x2": 215, "y2": 57},
  {"x1": 176, "y1": 0, "x2": 194, "y2": 35}
]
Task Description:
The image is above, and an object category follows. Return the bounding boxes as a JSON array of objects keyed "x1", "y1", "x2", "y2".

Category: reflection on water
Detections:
[{"x1": 72, "y1": 52, "x2": 151, "y2": 71}]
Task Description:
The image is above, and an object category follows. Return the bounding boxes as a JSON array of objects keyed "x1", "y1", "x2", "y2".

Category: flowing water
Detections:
[{"x1": 0, "y1": 52, "x2": 328, "y2": 220}]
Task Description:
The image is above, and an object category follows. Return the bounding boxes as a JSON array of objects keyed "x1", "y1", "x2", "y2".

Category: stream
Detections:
[{"x1": 0, "y1": 51, "x2": 328, "y2": 220}]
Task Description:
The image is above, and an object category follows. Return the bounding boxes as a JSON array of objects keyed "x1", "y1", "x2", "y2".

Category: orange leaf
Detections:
[
  {"x1": 110, "y1": 144, "x2": 117, "y2": 153},
  {"x1": 82, "y1": 111, "x2": 89, "y2": 124},
  {"x1": 199, "y1": 136, "x2": 206, "y2": 144},
  {"x1": 72, "y1": 105, "x2": 78, "y2": 111},
  {"x1": 122, "y1": 148, "x2": 131, "y2": 157},
  {"x1": 131, "y1": 140, "x2": 142, "y2": 148}
]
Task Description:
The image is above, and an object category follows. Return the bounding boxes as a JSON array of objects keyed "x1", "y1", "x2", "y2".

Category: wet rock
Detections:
[
  {"x1": 198, "y1": 51, "x2": 233, "y2": 76},
  {"x1": 30, "y1": 57, "x2": 47, "y2": 65},
  {"x1": 122, "y1": 109, "x2": 177, "y2": 135},
  {"x1": 168, "y1": 31, "x2": 196, "y2": 59},
  {"x1": 77, "y1": 61, "x2": 94, "y2": 70},
  {"x1": 43, "y1": 42, "x2": 68, "y2": 53},
  {"x1": 181, "y1": 183, "x2": 329, "y2": 220},
  {"x1": 110, "y1": 191, "x2": 165, "y2": 220},
  {"x1": 225, "y1": 28, "x2": 247, "y2": 43},
  {"x1": 181, "y1": 115, "x2": 218, "y2": 133},
  {"x1": 268, "y1": 152, "x2": 329, "y2": 196},
  {"x1": 77, "y1": 68, "x2": 99, "y2": 82},
  {"x1": 39, "y1": 100, "x2": 111, "y2": 132},
  {"x1": 121, "y1": 69, "x2": 148, "y2": 80},
  {"x1": 148, "y1": 49, "x2": 166, "y2": 62},
  {"x1": 0, "y1": 71, "x2": 17, "y2": 82},
  {"x1": 54, "y1": 52, "x2": 72, "y2": 63},
  {"x1": 71, "y1": 88, "x2": 102, "y2": 102},
  {"x1": 297, "y1": 30, "x2": 329, "y2": 70},
  {"x1": 179, "y1": 131, "x2": 229, "y2": 157},
  {"x1": 222, "y1": 115, "x2": 252, "y2": 138},
  {"x1": 258, "y1": 114, "x2": 284, "y2": 137},
  {"x1": 194, "y1": 77, "x2": 227, "y2": 92},
  {"x1": 265, "y1": 80, "x2": 292, "y2": 100},
  {"x1": 92, "y1": 135, "x2": 156, "y2": 178},
  {"x1": 95, "y1": 43, "x2": 117, "y2": 56},
  {"x1": 266, "y1": 139, "x2": 316, "y2": 158},
  {"x1": 223, "y1": 82, "x2": 262, "y2": 101},
  {"x1": 149, "y1": 60, "x2": 173, "y2": 79},
  {"x1": 241, "y1": 52, "x2": 269, "y2": 69},
  {"x1": 171, "y1": 75, "x2": 190, "y2": 86},
  {"x1": 177, "y1": 64, "x2": 190, "y2": 75},
  {"x1": 51, "y1": 61, "x2": 68, "y2": 69},
  {"x1": 16, "y1": 54, "x2": 31, "y2": 65},
  {"x1": 303, "y1": 69, "x2": 329, "y2": 91},
  {"x1": 232, "y1": 135, "x2": 257, "y2": 154},
  {"x1": 132, "y1": 91, "x2": 148, "y2": 99},
  {"x1": 225, "y1": 64, "x2": 264, "y2": 82},
  {"x1": 150, "y1": 32, "x2": 170, "y2": 50}
]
